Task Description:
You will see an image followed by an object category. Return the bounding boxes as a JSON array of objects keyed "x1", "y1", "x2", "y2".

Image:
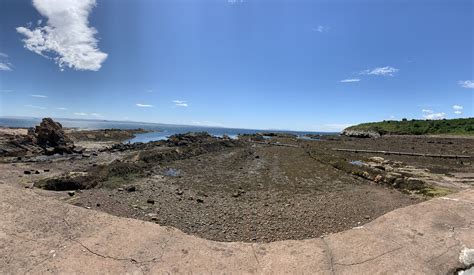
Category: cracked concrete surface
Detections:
[{"x1": 0, "y1": 184, "x2": 473, "y2": 274}]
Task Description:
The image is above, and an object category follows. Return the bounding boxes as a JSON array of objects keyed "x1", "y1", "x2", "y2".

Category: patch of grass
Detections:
[
  {"x1": 345, "y1": 118, "x2": 474, "y2": 135},
  {"x1": 422, "y1": 186, "x2": 453, "y2": 197}
]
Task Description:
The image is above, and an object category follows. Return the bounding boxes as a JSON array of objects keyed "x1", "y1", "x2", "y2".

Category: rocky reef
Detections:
[{"x1": 340, "y1": 129, "x2": 381, "y2": 138}]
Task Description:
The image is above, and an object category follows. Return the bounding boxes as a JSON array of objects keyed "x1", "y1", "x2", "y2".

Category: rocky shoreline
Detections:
[{"x1": 1, "y1": 118, "x2": 472, "y2": 243}]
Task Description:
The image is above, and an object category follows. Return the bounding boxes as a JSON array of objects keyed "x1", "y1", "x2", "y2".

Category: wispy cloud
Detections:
[
  {"x1": 57, "y1": 107, "x2": 67, "y2": 110},
  {"x1": 0, "y1": 53, "x2": 12, "y2": 71},
  {"x1": 422, "y1": 109, "x2": 446, "y2": 120},
  {"x1": 30, "y1": 94, "x2": 47, "y2": 98},
  {"x1": 0, "y1": 90, "x2": 13, "y2": 93},
  {"x1": 136, "y1": 103, "x2": 154, "y2": 108},
  {"x1": 72, "y1": 112, "x2": 101, "y2": 117},
  {"x1": 16, "y1": 0, "x2": 107, "y2": 71},
  {"x1": 361, "y1": 66, "x2": 399, "y2": 76},
  {"x1": 453, "y1": 105, "x2": 463, "y2": 115},
  {"x1": 459, "y1": 80, "x2": 474, "y2": 89},
  {"x1": 228, "y1": 0, "x2": 243, "y2": 4},
  {"x1": 339, "y1": 78, "x2": 361, "y2": 83},
  {"x1": 173, "y1": 100, "x2": 188, "y2": 107},
  {"x1": 0, "y1": 63, "x2": 12, "y2": 71},
  {"x1": 25, "y1": 104, "x2": 46, "y2": 110},
  {"x1": 191, "y1": 120, "x2": 224, "y2": 127},
  {"x1": 313, "y1": 25, "x2": 330, "y2": 33}
]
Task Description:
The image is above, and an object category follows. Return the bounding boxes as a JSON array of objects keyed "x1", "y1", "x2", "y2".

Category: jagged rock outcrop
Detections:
[
  {"x1": 341, "y1": 129, "x2": 381, "y2": 138},
  {"x1": 31, "y1": 118, "x2": 75, "y2": 155}
]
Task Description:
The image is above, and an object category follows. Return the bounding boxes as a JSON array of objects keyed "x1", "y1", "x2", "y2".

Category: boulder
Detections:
[{"x1": 30, "y1": 118, "x2": 75, "y2": 155}]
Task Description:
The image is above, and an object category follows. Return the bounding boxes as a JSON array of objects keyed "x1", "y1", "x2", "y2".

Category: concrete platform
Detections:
[{"x1": 1, "y1": 184, "x2": 473, "y2": 274}]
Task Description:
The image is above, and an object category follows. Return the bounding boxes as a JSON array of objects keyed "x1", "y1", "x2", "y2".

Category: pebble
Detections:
[
  {"x1": 117, "y1": 188, "x2": 124, "y2": 192},
  {"x1": 23, "y1": 171, "x2": 31, "y2": 175},
  {"x1": 196, "y1": 198, "x2": 204, "y2": 203},
  {"x1": 67, "y1": 191, "x2": 75, "y2": 197},
  {"x1": 147, "y1": 199, "x2": 155, "y2": 204}
]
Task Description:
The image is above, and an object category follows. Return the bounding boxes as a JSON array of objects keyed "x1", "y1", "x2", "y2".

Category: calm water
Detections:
[{"x1": 0, "y1": 117, "x2": 336, "y2": 143}]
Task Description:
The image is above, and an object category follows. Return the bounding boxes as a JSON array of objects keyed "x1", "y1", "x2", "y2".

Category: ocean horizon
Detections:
[{"x1": 0, "y1": 116, "x2": 337, "y2": 143}]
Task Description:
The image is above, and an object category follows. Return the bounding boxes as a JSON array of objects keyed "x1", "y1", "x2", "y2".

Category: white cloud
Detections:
[
  {"x1": 136, "y1": 103, "x2": 154, "y2": 108},
  {"x1": 459, "y1": 80, "x2": 474, "y2": 89},
  {"x1": 16, "y1": 0, "x2": 107, "y2": 71},
  {"x1": 0, "y1": 52, "x2": 12, "y2": 71},
  {"x1": 453, "y1": 105, "x2": 463, "y2": 115},
  {"x1": 173, "y1": 100, "x2": 188, "y2": 107},
  {"x1": 25, "y1": 104, "x2": 46, "y2": 110},
  {"x1": 361, "y1": 66, "x2": 399, "y2": 76},
  {"x1": 313, "y1": 25, "x2": 330, "y2": 33},
  {"x1": 191, "y1": 120, "x2": 224, "y2": 127},
  {"x1": 57, "y1": 107, "x2": 67, "y2": 110},
  {"x1": 73, "y1": 112, "x2": 101, "y2": 117},
  {"x1": 0, "y1": 63, "x2": 12, "y2": 71},
  {"x1": 1, "y1": 90, "x2": 13, "y2": 93},
  {"x1": 31, "y1": 94, "x2": 47, "y2": 98},
  {"x1": 422, "y1": 109, "x2": 446, "y2": 120},
  {"x1": 339, "y1": 78, "x2": 361, "y2": 83},
  {"x1": 228, "y1": 0, "x2": 243, "y2": 4}
]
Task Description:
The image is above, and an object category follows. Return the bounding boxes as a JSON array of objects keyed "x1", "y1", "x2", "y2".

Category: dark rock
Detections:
[
  {"x1": 176, "y1": 189, "x2": 184, "y2": 195},
  {"x1": 34, "y1": 170, "x2": 40, "y2": 174},
  {"x1": 125, "y1": 185, "x2": 136, "y2": 192},
  {"x1": 43, "y1": 169, "x2": 50, "y2": 172},
  {"x1": 196, "y1": 198, "x2": 204, "y2": 203},
  {"x1": 32, "y1": 118, "x2": 75, "y2": 155},
  {"x1": 67, "y1": 191, "x2": 75, "y2": 196},
  {"x1": 24, "y1": 170, "x2": 31, "y2": 175},
  {"x1": 147, "y1": 199, "x2": 155, "y2": 204}
]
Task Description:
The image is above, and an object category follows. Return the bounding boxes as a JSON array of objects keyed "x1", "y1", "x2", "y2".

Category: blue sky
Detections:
[{"x1": 0, "y1": 0, "x2": 473, "y2": 131}]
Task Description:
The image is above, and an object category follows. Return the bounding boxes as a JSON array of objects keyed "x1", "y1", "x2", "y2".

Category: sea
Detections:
[{"x1": 0, "y1": 117, "x2": 336, "y2": 143}]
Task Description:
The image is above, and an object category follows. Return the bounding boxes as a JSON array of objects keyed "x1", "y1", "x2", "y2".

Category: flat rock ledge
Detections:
[{"x1": 1, "y1": 184, "x2": 473, "y2": 274}]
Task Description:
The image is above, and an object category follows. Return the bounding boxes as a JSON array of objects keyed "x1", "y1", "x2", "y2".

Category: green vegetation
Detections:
[{"x1": 345, "y1": 118, "x2": 474, "y2": 135}]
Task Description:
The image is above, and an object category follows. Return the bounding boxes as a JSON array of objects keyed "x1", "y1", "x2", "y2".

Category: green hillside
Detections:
[{"x1": 345, "y1": 118, "x2": 474, "y2": 135}]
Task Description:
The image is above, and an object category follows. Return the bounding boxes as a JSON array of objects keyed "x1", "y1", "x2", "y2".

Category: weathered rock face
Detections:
[
  {"x1": 341, "y1": 129, "x2": 381, "y2": 138},
  {"x1": 31, "y1": 118, "x2": 75, "y2": 155}
]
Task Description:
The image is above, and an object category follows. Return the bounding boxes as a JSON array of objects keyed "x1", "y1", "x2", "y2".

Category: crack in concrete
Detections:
[
  {"x1": 61, "y1": 216, "x2": 163, "y2": 266},
  {"x1": 321, "y1": 237, "x2": 336, "y2": 275},
  {"x1": 334, "y1": 246, "x2": 403, "y2": 266},
  {"x1": 250, "y1": 244, "x2": 260, "y2": 269}
]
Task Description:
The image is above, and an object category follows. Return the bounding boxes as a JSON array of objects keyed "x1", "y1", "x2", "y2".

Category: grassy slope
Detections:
[{"x1": 345, "y1": 118, "x2": 474, "y2": 135}]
